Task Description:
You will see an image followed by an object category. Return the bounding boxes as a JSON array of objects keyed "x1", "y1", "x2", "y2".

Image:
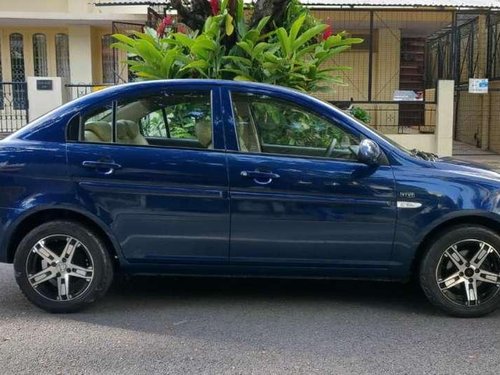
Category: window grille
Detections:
[
  {"x1": 55, "y1": 33, "x2": 71, "y2": 81},
  {"x1": 9, "y1": 33, "x2": 27, "y2": 110},
  {"x1": 102, "y1": 34, "x2": 114, "y2": 84},
  {"x1": 33, "y1": 33, "x2": 48, "y2": 77},
  {"x1": 10, "y1": 33, "x2": 25, "y2": 82}
]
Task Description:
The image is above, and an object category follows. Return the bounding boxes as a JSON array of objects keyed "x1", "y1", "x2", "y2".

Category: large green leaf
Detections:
[
  {"x1": 289, "y1": 14, "x2": 306, "y2": 42},
  {"x1": 192, "y1": 36, "x2": 217, "y2": 52},
  {"x1": 134, "y1": 40, "x2": 163, "y2": 65},
  {"x1": 234, "y1": 75, "x2": 255, "y2": 81},
  {"x1": 292, "y1": 24, "x2": 326, "y2": 50},
  {"x1": 111, "y1": 42, "x2": 138, "y2": 55},
  {"x1": 223, "y1": 55, "x2": 253, "y2": 66},
  {"x1": 130, "y1": 30, "x2": 158, "y2": 47},
  {"x1": 255, "y1": 16, "x2": 271, "y2": 34},
  {"x1": 112, "y1": 34, "x2": 136, "y2": 46},
  {"x1": 276, "y1": 28, "x2": 291, "y2": 57},
  {"x1": 173, "y1": 33, "x2": 195, "y2": 48},
  {"x1": 225, "y1": 14, "x2": 235, "y2": 36},
  {"x1": 236, "y1": 41, "x2": 254, "y2": 56}
]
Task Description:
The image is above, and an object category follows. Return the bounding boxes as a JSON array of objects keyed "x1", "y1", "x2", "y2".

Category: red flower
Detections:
[
  {"x1": 209, "y1": 0, "x2": 219, "y2": 15},
  {"x1": 157, "y1": 15, "x2": 174, "y2": 37},
  {"x1": 323, "y1": 24, "x2": 333, "y2": 40}
]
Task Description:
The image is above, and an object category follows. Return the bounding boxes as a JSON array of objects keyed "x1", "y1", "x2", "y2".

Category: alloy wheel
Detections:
[
  {"x1": 436, "y1": 239, "x2": 500, "y2": 307},
  {"x1": 25, "y1": 235, "x2": 94, "y2": 301}
]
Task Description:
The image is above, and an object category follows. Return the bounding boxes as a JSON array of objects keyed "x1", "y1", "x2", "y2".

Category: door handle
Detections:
[
  {"x1": 82, "y1": 160, "x2": 122, "y2": 175},
  {"x1": 240, "y1": 170, "x2": 280, "y2": 185}
]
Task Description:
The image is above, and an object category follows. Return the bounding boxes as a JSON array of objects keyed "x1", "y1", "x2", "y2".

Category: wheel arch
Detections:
[
  {"x1": 410, "y1": 214, "x2": 500, "y2": 277},
  {"x1": 5, "y1": 207, "x2": 123, "y2": 266}
]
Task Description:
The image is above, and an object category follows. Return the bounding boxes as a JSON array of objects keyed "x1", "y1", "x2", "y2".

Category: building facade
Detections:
[{"x1": 0, "y1": 0, "x2": 150, "y2": 86}]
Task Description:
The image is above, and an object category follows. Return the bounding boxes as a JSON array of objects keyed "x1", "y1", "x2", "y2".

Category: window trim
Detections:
[{"x1": 227, "y1": 90, "x2": 380, "y2": 165}]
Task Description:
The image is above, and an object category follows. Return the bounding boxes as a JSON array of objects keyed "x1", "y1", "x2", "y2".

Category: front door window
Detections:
[{"x1": 231, "y1": 93, "x2": 360, "y2": 160}]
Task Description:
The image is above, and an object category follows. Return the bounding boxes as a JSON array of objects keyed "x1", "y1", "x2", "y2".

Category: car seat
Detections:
[
  {"x1": 195, "y1": 119, "x2": 212, "y2": 149},
  {"x1": 84, "y1": 121, "x2": 112, "y2": 143},
  {"x1": 116, "y1": 120, "x2": 149, "y2": 145}
]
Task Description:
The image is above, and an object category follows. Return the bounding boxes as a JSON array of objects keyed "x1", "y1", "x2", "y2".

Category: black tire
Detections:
[
  {"x1": 14, "y1": 220, "x2": 114, "y2": 313},
  {"x1": 420, "y1": 225, "x2": 500, "y2": 318}
]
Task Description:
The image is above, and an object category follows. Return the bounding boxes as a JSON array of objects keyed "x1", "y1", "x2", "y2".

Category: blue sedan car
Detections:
[{"x1": 1, "y1": 79, "x2": 500, "y2": 317}]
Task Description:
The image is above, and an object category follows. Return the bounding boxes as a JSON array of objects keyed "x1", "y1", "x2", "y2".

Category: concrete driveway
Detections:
[
  {"x1": 0, "y1": 263, "x2": 499, "y2": 374},
  {"x1": 453, "y1": 141, "x2": 500, "y2": 171}
]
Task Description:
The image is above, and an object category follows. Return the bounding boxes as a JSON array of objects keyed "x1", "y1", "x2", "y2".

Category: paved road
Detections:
[{"x1": 0, "y1": 263, "x2": 499, "y2": 375}]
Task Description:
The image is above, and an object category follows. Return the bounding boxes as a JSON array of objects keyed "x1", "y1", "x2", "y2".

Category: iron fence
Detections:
[
  {"x1": 425, "y1": 32, "x2": 453, "y2": 89},
  {"x1": 0, "y1": 82, "x2": 29, "y2": 133},
  {"x1": 65, "y1": 83, "x2": 114, "y2": 101},
  {"x1": 489, "y1": 13, "x2": 500, "y2": 80},
  {"x1": 330, "y1": 100, "x2": 436, "y2": 135},
  {"x1": 457, "y1": 17, "x2": 480, "y2": 85},
  {"x1": 425, "y1": 13, "x2": 484, "y2": 88}
]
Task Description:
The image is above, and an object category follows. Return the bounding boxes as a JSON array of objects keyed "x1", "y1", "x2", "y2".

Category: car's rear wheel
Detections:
[
  {"x1": 14, "y1": 220, "x2": 114, "y2": 313},
  {"x1": 420, "y1": 225, "x2": 500, "y2": 317}
]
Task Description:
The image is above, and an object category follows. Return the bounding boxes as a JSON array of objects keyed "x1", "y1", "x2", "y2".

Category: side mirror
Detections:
[{"x1": 357, "y1": 139, "x2": 381, "y2": 165}]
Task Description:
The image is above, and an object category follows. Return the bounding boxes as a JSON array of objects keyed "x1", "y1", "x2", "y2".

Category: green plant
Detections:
[
  {"x1": 224, "y1": 14, "x2": 361, "y2": 91},
  {"x1": 350, "y1": 106, "x2": 371, "y2": 124},
  {"x1": 112, "y1": 0, "x2": 363, "y2": 92},
  {"x1": 247, "y1": 99, "x2": 346, "y2": 148}
]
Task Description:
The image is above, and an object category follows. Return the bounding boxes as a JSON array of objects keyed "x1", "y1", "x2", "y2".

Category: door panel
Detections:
[
  {"x1": 68, "y1": 143, "x2": 229, "y2": 263},
  {"x1": 223, "y1": 89, "x2": 397, "y2": 268},
  {"x1": 67, "y1": 88, "x2": 229, "y2": 264},
  {"x1": 228, "y1": 153, "x2": 396, "y2": 267}
]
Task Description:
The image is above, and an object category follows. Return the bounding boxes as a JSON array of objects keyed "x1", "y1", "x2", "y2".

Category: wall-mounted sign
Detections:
[
  {"x1": 469, "y1": 78, "x2": 488, "y2": 94},
  {"x1": 393, "y1": 90, "x2": 424, "y2": 101},
  {"x1": 36, "y1": 80, "x2": 53, "y2": 91}
]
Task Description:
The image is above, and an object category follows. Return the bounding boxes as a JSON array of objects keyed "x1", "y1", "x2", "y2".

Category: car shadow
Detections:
[
  {"x1": 61, "y1": 276, "x2": 449, "y2": 332},
  {"x1": 3, "y1": 270, "x2": 499, "y2": 348}
]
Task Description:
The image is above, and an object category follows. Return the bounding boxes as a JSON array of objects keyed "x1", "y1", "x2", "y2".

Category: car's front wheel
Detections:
[
  {"x1": 420, "y1": 225, "x2": 500, "y2": 317},
  {"x1": 14, "y1": 220, "x2": 114, "y2": 313}
]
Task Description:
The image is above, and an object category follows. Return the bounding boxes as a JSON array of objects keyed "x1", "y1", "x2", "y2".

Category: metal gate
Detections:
[{"x1": 0, "y1": 82, "x2": 29, "y2": 134}]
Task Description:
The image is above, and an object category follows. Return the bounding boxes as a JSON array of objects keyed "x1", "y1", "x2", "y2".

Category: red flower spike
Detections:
[
  {"x1": 209, "y1": 0, "x2": 219, "y2": 15},
  {"x1": 157, "y1": 15, "x2": 174, "y2": 37},
  {"x1": 157, "y1": 23, "x2": 166, "y2": 37},
  {"x1": 323, "y1": 24, "x2": 333, "y2": 40},
  {"x1": 164, "y1": 15, "x2": 173, "y2": 27}
]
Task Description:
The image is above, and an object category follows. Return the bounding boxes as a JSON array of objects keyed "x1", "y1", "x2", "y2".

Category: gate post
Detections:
[
  {"x1": 436, "y1": 80, "x2": 455, "y2": 156},
  {"x1": 26, "y1": 77, "x2": 63, "y2": 121}
]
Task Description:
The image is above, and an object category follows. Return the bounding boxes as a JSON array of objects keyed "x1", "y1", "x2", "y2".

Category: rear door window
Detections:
[{"x1": 78, "y1": 91, "x2": 213, "y2": 150}]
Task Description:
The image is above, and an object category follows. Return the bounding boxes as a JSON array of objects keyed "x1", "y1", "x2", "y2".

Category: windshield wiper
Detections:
[{"x1": 410, "y1": 148, "x2": 438, "y2": 161}]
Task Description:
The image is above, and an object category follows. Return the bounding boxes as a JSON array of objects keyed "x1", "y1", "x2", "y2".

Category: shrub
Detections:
[{"x1": 112, "y1": 0, "x2": 362, "y2": 92}]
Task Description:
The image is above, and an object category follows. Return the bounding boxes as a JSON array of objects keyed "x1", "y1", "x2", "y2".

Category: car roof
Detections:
[{"x1": 84, "y1": 79, "x2": 307, "y2": 102}]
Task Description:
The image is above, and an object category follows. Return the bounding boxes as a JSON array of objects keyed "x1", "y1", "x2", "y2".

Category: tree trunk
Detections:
[
  {"x1": 170, "y1": 0, "x2": 212, "y2": 32},
  {"x1": 250, "y1": 0, "x2": 289, "y2": 31}
]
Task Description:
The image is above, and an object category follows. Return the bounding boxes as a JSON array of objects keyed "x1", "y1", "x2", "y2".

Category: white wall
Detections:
[
  {"x1": 68, "y1": 25, "x2": 93, "y2": 84},
  {"x1": 387, "y1": 134, "x2": 436, "y2": 153},
  {"x1": 387, "y1": 81, "x2": 454, "y2": 156}
]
